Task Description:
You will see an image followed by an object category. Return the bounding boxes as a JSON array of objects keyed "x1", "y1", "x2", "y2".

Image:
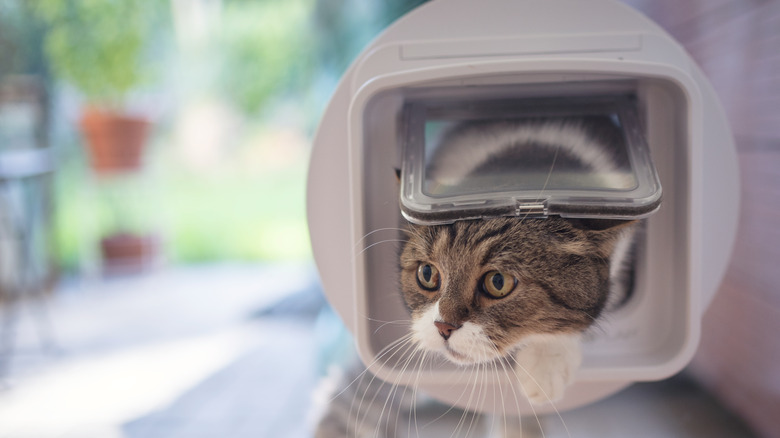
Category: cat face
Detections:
[{"x1": 399, "y1": 217, "x2": 628, "y2": 365}]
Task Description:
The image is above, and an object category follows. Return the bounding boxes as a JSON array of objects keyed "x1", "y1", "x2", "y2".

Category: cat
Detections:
[
  {"x1": 399, "y1": 116, "x2": 639, "y2": 405},
  {"x1": 312, "y1": 116, "x2": 640, "y2": 436},
  {"x1": 400, "y1": 215, "x2": 636, "y2": 404}
]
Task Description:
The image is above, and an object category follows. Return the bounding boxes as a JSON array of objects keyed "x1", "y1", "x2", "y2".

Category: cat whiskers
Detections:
[
  {"x1": 508, "y1": 354, "x2": 573, "y2": 438},
  {"x1": 354, "y1": 227, "x2": 411, "y2": 249},
  {"x1": 451, "y1": 366, "x2": 475, "y2": 437},
  {"x1": 509, "y1": 357, "x2": 547, "y2": 438},
  {"x1": 416, "y1": 368, "x2": 473, "y2": 432},
  {"x1": 407, "y1": 347, "x2": 432, "y2": 438},
  {"x1": 353, "y1": 227, "x2": 410, "y2": 258},
  {"x1": 466, "y1": 358, "x2": 492, "y2": 437},
  {"x1": 492, "y1": 346, "x2": 526, "y2": 436},
  {"x1": 351, "y1": 333, "x2": 427, "y2": 437},
  {"x1": 328, "y1": 334, "x2": 415, "y2": 437},
  {"x1": 453, "y1": 360, "x2": 485, "y2": 438},
  {"x1": 356, "y1": 239, "x2": 408, "y2": 257},
  {"x1": 397, "y1": 346, "x2": 431, "y2": 438},
  {"x1": 382, "y1": 343, "x2": 422, "y2": 437},
  {"x1": 486, "y1": 348, "x2": 512, "y2": 436},
  {"x1": 373, "y1": 339, "x2": 424, "y2": 437},
  {"x1": 348, "y1": 334, "x2": 417, "y2": 432},
  {"x1": 330, "y1": 333, "x2": 413, "y2": 403},
  {"x1": 356, "y1": 314, "x2": 412, "y2": 336},
  {"x1": 500, "y1": 361, "x2": 524, "y2": 436}
]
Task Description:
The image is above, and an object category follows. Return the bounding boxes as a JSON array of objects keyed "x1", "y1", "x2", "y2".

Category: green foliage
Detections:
[
  {"x1": 217, "y1": 0, "x2": 315, "y2": 115},
  {"x1": 162, "y1": 167, "x2": 311, "y2": 262},
  {"x1": 32, "y1": 0, "x2": 166, "y2": 104},
  {"x1": 49, "y1": 0, "x2": 434, "y2": 269},
  {"x1": 53, "y1": 142, "x2": 312, "y2": 270}
]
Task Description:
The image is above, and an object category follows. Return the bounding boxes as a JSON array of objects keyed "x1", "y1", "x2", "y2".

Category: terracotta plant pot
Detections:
[
  {"x1": 99, "y1": 232, "x2": 160, "y2": 275},
  {"x1": 79, "y1": 108, "x2": 150, "y2": 174}
]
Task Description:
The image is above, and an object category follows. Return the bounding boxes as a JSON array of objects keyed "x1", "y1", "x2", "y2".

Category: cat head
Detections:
[{"x1": 399, "y1": 216, "x2": 633, "y2": 365}]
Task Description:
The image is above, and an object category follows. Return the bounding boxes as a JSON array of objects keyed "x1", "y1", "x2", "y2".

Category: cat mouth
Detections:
[
  {"x1": 442, "y1": 340, "x2": 502, "y2": 365},
  {"x1": 443, "y1": 344, "x2": 472, "y2": 364}
]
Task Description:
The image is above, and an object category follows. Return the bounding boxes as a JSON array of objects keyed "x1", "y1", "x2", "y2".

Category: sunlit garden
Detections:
[{"x1": 0, "y1": 0, "x2": 425, "y2": 274}]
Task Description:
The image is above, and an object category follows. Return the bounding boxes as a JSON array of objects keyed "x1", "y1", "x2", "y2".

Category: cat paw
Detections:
[{"x1": 513, "y1": 334, "x2": 581, "y2": 405}]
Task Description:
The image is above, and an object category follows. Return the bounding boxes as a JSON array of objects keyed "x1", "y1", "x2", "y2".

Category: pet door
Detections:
[{"x1": 399, "y1": 95, "x2": 662, "y2": 225}]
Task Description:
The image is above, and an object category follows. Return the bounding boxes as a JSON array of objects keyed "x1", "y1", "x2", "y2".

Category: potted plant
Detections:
[
  {"x1": 34, "y1": 0, "x2": 163, "y2": 173},
  {"x1": 34, "y1": 0, "x2": 167, "y2": 273},
  {"x1": 94, "y1": 175, "x2": 161, "y2": 274}
]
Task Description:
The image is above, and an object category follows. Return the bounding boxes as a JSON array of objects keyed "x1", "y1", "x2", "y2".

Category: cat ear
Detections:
[{"x1": 567, "y1": 218, "x2": 638, "y2": 257}]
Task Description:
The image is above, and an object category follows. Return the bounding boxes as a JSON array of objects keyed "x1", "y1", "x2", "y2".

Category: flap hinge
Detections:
[{"x1": 515, "y1": 202, "x2": 547, "y2": 217}]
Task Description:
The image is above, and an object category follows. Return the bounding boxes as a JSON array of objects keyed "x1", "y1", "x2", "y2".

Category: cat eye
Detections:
[
  {"x1": 416, "y1": 263, "x2": 441, "y2": 291},
  {"x1": 481, "y1": 271, "x2": 517, "y2": 298}
]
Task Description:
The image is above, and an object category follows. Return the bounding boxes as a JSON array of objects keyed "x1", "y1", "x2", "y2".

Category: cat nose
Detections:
[{"x1": 434, "y1": 321, "x2": 460, "y2": 340}]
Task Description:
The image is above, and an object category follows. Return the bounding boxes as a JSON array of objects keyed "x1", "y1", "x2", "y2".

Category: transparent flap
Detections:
[{"x1": 400, "y1": 94, "x2": 662, "y2": 225}]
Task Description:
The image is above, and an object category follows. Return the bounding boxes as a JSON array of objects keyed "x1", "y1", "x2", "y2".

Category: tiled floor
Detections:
[{"x1": 0, "y1": 264, "x2": 758, "y2": 437}]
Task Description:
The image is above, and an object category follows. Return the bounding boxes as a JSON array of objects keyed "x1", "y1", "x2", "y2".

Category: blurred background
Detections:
[{"x1": 0, "y1": 0, "x2": 777, "y2": 437}]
